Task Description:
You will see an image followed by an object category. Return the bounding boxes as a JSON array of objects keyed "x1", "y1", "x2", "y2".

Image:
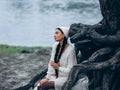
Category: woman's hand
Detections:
[
  {"x1": 40, "y1": 78, "x2": 49, "y2": 85},
  {"x1": 50, "y1": 61, "x2": 60, "y2": 69}
]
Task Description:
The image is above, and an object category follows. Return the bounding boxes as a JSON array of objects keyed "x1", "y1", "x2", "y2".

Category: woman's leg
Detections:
[{"x1": 38, "y1": 81, "x2": 55, "y2": 90}]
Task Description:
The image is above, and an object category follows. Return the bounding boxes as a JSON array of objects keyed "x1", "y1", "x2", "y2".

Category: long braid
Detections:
[
  {"x1": 54, "y1": 43, "x2": 60, "y2": 63},
  {"x1": 54, "y1": 37, "x2": 67, "y2": 78},
  {"x1": 57, "y1": 37, "x2": 67, "y2": 61}
]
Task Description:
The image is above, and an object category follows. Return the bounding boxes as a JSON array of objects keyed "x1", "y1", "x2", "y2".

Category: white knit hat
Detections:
[{"x1": 57, "y1": 26, "x2": 69, "y2": 39}]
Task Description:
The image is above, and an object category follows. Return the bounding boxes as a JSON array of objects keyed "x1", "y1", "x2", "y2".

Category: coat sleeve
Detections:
[
  {"x1": 59, "y1": 49, "x2": 77, "y2": 73},
  {"x1": 46, "y1": 42, "x2": 58, "y2": 79}
]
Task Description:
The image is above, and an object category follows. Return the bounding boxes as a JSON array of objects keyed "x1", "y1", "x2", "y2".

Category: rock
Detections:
[
  {"x1": 0, "y1": 49, "x2": 51, "y2": 90},
  {"x1": 72, "y1": 76, "x2": 89, "y2": 90},
  {"x1": 20, "y1": 50, "x2": 33, "y2": 53},
  {"x1": 34, "y1": 49, "x2": 51, "y2": 55}
]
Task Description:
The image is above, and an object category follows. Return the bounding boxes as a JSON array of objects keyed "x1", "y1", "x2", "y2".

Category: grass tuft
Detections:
[{"x1": 0, "y1": 44, "x2": 52, "y2": 54}]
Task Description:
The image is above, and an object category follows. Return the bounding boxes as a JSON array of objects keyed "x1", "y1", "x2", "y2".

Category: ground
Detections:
[{"x1": 0, "y1": 49, "x2": 51, "y2": 90}]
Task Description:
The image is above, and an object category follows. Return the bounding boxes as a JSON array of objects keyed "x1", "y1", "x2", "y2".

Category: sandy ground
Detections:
[{"x1": 0, "y1": 49, "x2": 51, "y2": 90}]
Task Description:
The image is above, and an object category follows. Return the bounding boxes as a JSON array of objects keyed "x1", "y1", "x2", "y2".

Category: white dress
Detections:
[
  {"x1": 45, "y1": 42, "x2": 77, "y2": 90},
  {"x1": 33, "y1": 42, "x2": 77, "y2": 90}
]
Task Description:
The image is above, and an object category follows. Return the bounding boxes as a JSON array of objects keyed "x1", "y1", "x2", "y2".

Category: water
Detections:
[{"x1": 0, "y1": 0, "x2": 102, "y2": 46}]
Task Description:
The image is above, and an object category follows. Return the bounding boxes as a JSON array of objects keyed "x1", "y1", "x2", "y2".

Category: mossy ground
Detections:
[{"x1": 0, "y1": 44, "x2": 52, "y2": 54}]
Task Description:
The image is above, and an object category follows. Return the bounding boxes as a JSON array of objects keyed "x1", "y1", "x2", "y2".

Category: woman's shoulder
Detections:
[
  {"x1": 68, "y1": 44, "x2": 75, "y2": 52},
  {"x1": 52, "y1": 42, "x2": 59, "y2": 48}
]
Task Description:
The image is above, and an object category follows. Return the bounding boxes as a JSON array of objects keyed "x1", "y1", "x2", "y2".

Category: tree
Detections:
[{"x1": 62, "y1": 0, "x2": 120, "y2": 90}]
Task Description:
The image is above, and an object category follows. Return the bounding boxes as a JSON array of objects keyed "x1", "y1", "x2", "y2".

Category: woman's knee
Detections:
[{"x1": 41, "y1": 81, "x2": 55, "y2": 90}]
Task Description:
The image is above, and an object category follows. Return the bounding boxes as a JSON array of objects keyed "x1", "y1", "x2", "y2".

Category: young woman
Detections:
[{"x1": 34, "y1": 26, "x2": 77, "y2": 90}]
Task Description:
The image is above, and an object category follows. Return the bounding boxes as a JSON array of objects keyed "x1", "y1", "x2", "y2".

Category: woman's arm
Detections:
[
  {"x1": 59, "y1": 49, "x2": 77, "y2": 73},
  {"x1": 45, "y1": 43, "x2": 58, "y2": 78}
]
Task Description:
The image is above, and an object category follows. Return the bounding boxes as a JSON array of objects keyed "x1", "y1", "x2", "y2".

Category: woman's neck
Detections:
[
  {"x1": 59, "y1": 39, "x2": 68, "y2": 50},
  {"x1": 59, "y1": 41, "x2": 63, "y2": 47}
]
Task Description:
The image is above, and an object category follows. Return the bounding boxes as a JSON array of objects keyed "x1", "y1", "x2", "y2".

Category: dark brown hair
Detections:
[{"x1": 54, "y1": 28, "x2": 68, "y2": 77}]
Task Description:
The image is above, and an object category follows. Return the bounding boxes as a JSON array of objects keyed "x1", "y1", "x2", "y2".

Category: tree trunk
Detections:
[{"x1": 62, "y1": 0, "x2": 120, "y2": 90}]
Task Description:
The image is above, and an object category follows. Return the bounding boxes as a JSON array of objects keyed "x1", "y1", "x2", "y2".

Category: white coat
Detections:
[
  {"x1": 46, "y1": 42, "x2": 77, "y2": 90},
  {"x1": 33, "y1": 42, "x2": 77, "y2": 90}
]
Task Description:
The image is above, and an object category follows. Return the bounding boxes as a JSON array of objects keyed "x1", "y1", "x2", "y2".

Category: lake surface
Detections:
[{"x1": 0, "y1": 0, "x2": 102, "y2": 46}]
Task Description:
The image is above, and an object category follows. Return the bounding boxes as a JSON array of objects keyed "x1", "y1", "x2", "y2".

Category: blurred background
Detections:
[{"x1": 0, "y1": 0, "x2": 102, "y2": 46}]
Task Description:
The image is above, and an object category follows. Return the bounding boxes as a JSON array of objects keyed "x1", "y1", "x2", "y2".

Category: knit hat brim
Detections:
[{"x1": 57, "y1": 26, "x2": 69, "y2": 39}]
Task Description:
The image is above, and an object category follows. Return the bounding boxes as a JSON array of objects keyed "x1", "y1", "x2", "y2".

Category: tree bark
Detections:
[{"x1": 63, "y1": 0, "x2": 120, "y2": 90}]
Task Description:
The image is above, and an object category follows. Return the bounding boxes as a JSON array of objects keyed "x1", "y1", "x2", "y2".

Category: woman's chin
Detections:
[
  {"x1": 55, "y1": 40, "x2": 59, "y2": 42},
  {"x1": 54, "y1": 39, "x2": 58, "y2": 42}
]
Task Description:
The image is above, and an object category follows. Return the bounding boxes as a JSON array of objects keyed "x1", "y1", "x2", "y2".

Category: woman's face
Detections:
[{"x1": 54, "y1": 29, "x2": 64, "y2": 42}]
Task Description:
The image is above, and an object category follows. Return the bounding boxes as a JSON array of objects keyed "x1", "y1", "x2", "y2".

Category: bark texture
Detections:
[{"x1": 62, "y1": 0, "x2": 120, "y2": 90}]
